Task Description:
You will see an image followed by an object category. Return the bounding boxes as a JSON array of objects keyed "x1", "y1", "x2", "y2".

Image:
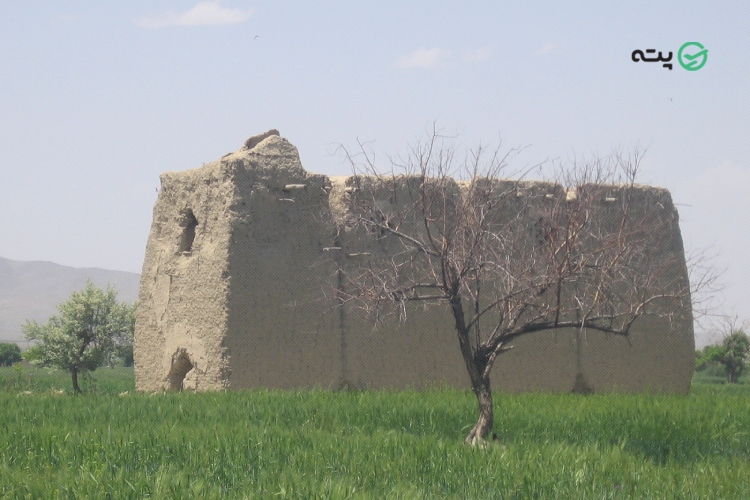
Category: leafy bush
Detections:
[
  {"x1": 22, "y1": 281, "x2": 135, "y2": 392},
  {"x1": 22, "y1": 344, "x2": 43, "y2": 364},
  {"x1": 695, "y1": 330, "x2": 750, "y2": 383},
  {"x1": 0, "y1": 343, "x2": 22, "y2": 366}
]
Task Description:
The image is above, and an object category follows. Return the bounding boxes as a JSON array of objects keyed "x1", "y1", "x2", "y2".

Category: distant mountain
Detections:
[{"x1": 0, "y1": 257, "x2": 140, "y2": 346}]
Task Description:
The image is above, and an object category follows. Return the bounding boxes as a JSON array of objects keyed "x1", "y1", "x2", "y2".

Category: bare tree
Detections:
[{"x1": 329, "y1": 130, "x2": 697, "y2": 445}]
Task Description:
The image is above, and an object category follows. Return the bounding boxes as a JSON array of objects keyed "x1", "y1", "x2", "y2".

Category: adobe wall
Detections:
[
  {"x1": 134, "y1": 131, "x2": 694, "y2": 393},
  {"x1": 134, "y1": 158, "x2": 236, "y2": 391}
]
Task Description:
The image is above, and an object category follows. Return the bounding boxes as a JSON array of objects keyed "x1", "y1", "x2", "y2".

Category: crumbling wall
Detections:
[
  {"x1": 134, "y1": 155, "x2": 236, "y2": 391},
  {"x1": 135, "y1": 130, "x2": 694, "y2": 393},
  {"x1": 327, "y1": 174, "x2": 693, "y2": 393},
  {"x1": 220, "y1": 133, "x2": 341, "y2": 388}
]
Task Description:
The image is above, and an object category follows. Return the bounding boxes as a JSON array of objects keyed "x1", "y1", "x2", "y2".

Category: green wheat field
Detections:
[{"x1": 1, "y1": 366, "x2": 749, "y2": 499}]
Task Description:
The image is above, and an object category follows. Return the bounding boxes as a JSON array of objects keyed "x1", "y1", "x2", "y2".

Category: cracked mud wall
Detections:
[
  {"x1": 465, "y1": 181, "x2": 694, "y2": 393},
  {"x1": 220, "y1": 135, "x2": 341, "y2": 389},
  {"x1": 134, "y1": 156, "x2": 236, "y2": 391},
  {"x1": 326, "y1": 173, "x2": 694, "y2": 393},
  {"x1": 327, "y1": 175, "x2": 473, "y2": 389},
  {"x1": 136, "y1": 133, "x2": 343, "y2": 391},
  {"x1": 135, "y1": 131, "x2": 694, "y2": 393}
]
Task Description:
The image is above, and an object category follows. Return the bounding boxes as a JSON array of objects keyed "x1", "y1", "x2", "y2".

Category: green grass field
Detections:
[{"x1": 1, "y1": 366, "x2": 749, "y2": 499}]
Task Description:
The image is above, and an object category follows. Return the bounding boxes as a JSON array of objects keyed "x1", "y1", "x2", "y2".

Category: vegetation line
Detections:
[{"x1": 2, "y1": 367, "x2": 749, "y2": 498}]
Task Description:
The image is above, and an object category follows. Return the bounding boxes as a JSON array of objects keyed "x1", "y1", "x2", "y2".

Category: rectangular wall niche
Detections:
[{"x1": 178, "y1": 208, "x2": 198, "y2": 253}]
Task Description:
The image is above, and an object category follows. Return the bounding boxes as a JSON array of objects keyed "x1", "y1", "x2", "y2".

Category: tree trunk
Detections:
[
  {"x1": 71, "y1": 367, "x2": 81, "y2": 393},
  {"x1": 465, "y1": 376, "x2": 494, "y2": 445},
  {"x1": 449, "y1": 291, "x2": 495, "y2": 445}
]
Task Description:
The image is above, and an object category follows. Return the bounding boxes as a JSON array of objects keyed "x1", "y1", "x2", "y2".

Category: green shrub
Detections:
[
  {"x1": 22, "y1": 281, "x2": 135, "y2": 392},
  {"x1": 0, "y1": 342, "x2": 22, "y2": 366},
  {"x1": 696, "y1": 330, "x2": 750, "y2": 383}
]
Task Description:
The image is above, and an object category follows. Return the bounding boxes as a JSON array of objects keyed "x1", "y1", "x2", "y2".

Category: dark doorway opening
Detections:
[
  {"x1": 167, "y1": 349, "x2": 194, "y2": 391},
  {"x1": 178, "y1": 209, "x2": 198, "y2": 253}
]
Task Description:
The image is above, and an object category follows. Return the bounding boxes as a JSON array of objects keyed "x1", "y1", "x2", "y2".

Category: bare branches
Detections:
[
  {"x1": 336, "y1": 134, "x2": 684, "y2": 332},
  {"x1": 326, "y1": 129, "x2": 700, "y2": 443}
]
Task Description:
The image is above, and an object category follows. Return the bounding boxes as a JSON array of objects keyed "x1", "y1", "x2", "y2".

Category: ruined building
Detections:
[{"x1": 134, "y1": 130, "x2": 694, "y2": 393}]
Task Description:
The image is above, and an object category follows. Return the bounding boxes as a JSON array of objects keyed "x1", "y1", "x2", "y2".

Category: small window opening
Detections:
[
  {"x1": 178, "y1": 209, "x2": 198, "y2": 253},
  {"x1": 167, "y1": 349, "x2": 194, "y2": 391}
]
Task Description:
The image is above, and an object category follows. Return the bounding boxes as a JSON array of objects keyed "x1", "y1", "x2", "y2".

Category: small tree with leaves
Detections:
[
  {"x1": 23, "y1": 282, "x2": 136, "y2": 392},
  {"x1": 705, "y1": 330, "x2": 750, "y2": 383},
  {"x1": 0, "y1": 342, "x2": 22, "y2": 366},
  {"x1": 719, "y1": 330, "x2": 749, "y2": 383},
  {"x1": 695, "y1": 344, "x2": 724, "y2": 373},
  {"x1": 331, "y1": 130, "x2": 701, "y2": 444}
]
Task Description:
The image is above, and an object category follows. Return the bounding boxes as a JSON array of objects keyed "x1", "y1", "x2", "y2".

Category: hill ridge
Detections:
[{"x1": 0, "y1": 256, "x2": 140, "y2": 346}]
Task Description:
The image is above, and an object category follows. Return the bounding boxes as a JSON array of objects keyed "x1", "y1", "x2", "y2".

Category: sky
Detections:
[{"x1": 1, "y1": 1, "x2": 748, "y2": 347}]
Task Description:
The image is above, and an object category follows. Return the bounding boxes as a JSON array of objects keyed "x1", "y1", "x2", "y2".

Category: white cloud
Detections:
[
  {"x1": 137, "y1": 2, "x2": 254, "y2": 28},
  {"x1": 538, "y1": 42, "x2": 559, "y2": 54},
  {"x1": 394, "y1": 48, "x2": 449, "y2": 69},
  {"x1": 462, "y1": 47, "x2": 492, "y2": 63}
]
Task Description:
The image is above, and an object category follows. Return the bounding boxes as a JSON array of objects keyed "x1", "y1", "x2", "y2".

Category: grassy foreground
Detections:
[{"x1": 1, "y1": 367, "x2": 749, "y2": 499}]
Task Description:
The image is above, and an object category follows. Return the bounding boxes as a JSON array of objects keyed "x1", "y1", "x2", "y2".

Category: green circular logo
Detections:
[{"x1": 678, "y1": 42, "x2": 708, "y2": 71}]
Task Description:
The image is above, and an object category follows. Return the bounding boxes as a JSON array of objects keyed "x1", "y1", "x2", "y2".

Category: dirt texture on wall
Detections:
[{"x1": 134, "y1": 131, "x2": 694, "y2": 393}]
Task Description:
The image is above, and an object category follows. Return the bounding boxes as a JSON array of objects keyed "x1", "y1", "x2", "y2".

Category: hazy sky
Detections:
[{"x1": 1, "y1": 2, "x2": 748, "y2": 346}]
